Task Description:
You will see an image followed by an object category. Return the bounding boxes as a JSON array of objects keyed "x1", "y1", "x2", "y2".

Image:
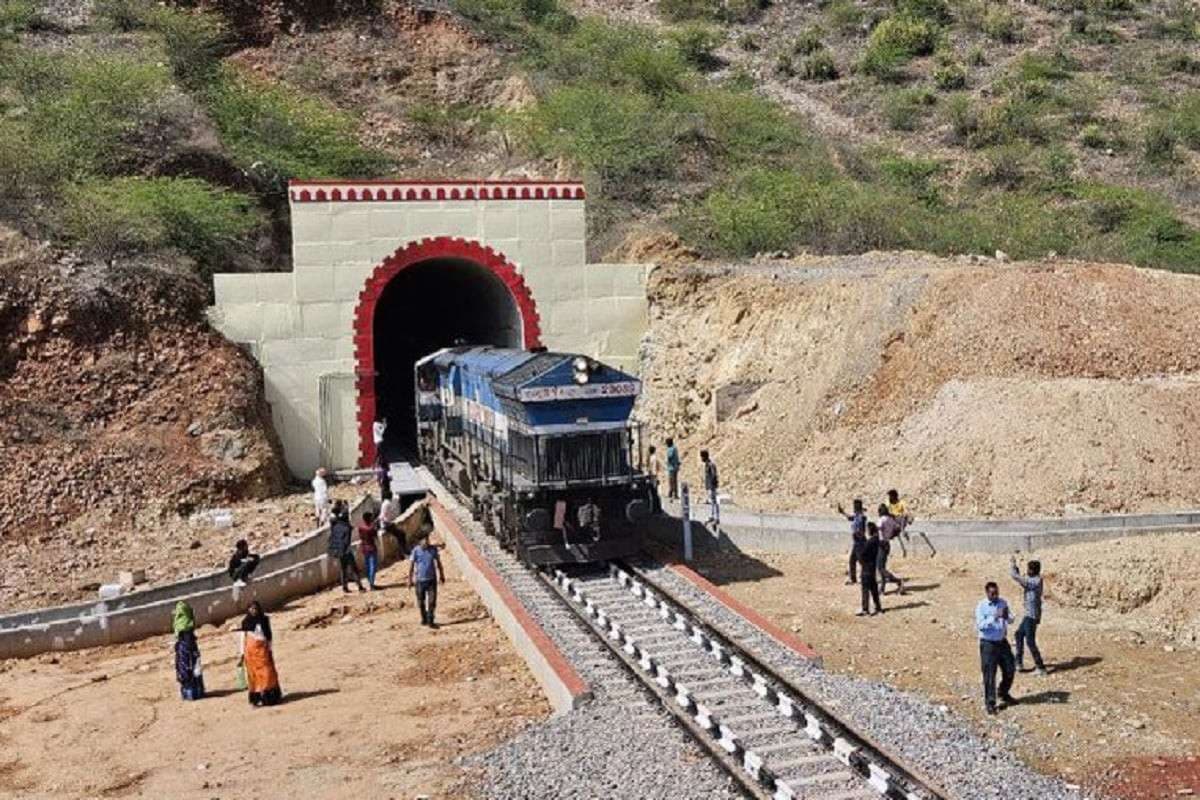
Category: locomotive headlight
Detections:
[
  {"x1": 573, "y1": 370, "x2": 589, "y2": 384},
  {"x1": 572, "y1": 356, "x2": 589, "y2": 372}
]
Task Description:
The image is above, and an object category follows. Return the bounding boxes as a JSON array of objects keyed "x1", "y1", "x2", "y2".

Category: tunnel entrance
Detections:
[{"x1": 353, "y1": 237, "x2": 542, "y2": 466}]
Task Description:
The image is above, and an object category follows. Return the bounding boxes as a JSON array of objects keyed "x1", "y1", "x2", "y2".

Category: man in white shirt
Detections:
[
  {"x1": 372, "y1": 418, "x2": 387, "y2": 461},
  {"x1": 312, "y1": 467, "x2": 330, "y2": 525}
]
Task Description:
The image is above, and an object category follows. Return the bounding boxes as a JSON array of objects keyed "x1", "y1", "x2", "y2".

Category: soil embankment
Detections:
[
  {"x1": 0, "y1": 243, "x2": 289, "y2": 608},
  {"x1": 639, "y1": 253, "x2": 1200, "y2": 518}
]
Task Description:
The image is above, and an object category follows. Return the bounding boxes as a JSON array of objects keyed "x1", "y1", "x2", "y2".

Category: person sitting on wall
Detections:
[{"x1": 227, "y1": 539, "x2": 261, "y2": 588}]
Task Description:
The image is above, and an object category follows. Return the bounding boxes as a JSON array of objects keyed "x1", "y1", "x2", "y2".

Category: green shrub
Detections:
[
  {"x1": 1149, "y1": 0, "x2": 1199, "y2": 40},
  {"x1": 1162, "y1": 50, "x2": 1200, "y2": 75},
  {"x1": 668, "y1": 22, "x2": 722, "y2": 69},
  {"x1": 519, "y1": 83, "x2": 678, "y2": 184},
  {"x1": 883, "y1": 86, "x2": 936, "y2": 130},
  {"x1": 205, "y1": 69, "x2": 390, "y2": 190},
  {"x1": 965, "y1": 44, "x2": 986, "y2": 66},
  {"x1": 1076, "y1": 184, "x2": 1200, "y2": 272},
  {"x1": 972, "y1": 97, "x2": 1055, "y2": 146},
  {"x1": 657, "y1": 0, "x2": 720, "y2": 21},
  {"x1": 824, "y1": 0, "x2": 865, "y2": 32},
  {"x1": 982, "y1": 5, "x2": 1022, "y2": 41},
  {"x1": 723, "y1": 0, "x2": 768, "y2": 23},
  {"x1": 933, "y1": 60, "x2": 966, "y2": 90},
  {"x1": 860, "y1": 14, "x2": 938, "y2": 79},
  {"x1": 1042, "y1": 145, "x2": 1076, "y2": 191},
  {"x1": 407, "y1": 101, "x2": 490, "y2": 147},
  {"x1": 1141, "y1": 117, "x2": 1178, "y2": 164},
  {"x1": 0, "y1": 50, "x2": 174, "y2": 187},
  {"x1": 942, "y1": 92, "x2": 978, "y2": 142},
  {"x1": 792, "y1": 26, "x2": 825, "y2": 55},
  {"x1": 451, "y1": 0, "x2": 574, "y2": 40},
  {"x1": 0, "y1": 0, "x2": 36, "y2": 39},
  {"x1": 801, "y1": 49, "x2": 839, "y2": 81},
  {"x1": 980, "y1": 144, "x2": 1032, "y2": 187},
  {"x1": 95, "y1": 0, "x2": 151, "y2": 32},
  {"x1": 60, "y1": 177, "x2": 259, "y2": 265},
  {"x1": 143, "y1": 5, "x2": 232, "y2": 90},
  {"x1": 878, "y1": 154, "x2": 943, "y2": 204},
  {"x1": 1171, "y1": 93, "x2": 1200, "y2": 149},
  {"x1": 1080, "y1": 122, "x2": 1107, "y2": 148},
  {"x1": 534, "y1": 18, "x2": 688, "y2": 99},
  {"x1": 686, "y1": 88, "x2": 817, "y2": 164},
  {"x1": 737, "y1": 32, "x2": 760, "y2": 50},
  {"x1": 895, "y1": 0, "x2": 952, "y2": 24},
  {"x1": 952, "y1": 0, "x2": 987, "y2": 30},
  {"x1": 1012, "y1": 51, "x2": 1075, "y2": 84}
]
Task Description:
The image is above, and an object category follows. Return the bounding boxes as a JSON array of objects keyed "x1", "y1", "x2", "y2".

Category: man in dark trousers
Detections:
[
  {"x1": 856, "y1": 522, "x2": 884, "y2": 616},
  {"x1": 1011, "y1": 556, "x2": 1048, "y2": 675},
  {"x1": 700, "y1": 450, "x2": 720, "y2": 527},
  {"x1": 666, "y1": 438, "x2": 681, "y2": 500},
  {"x1": 877, "y1": 504, "x2": 906, "y2": 594},
  {"x1": 408, "y1": 532, "x2": 446, "y2": 627},
  {"x1": 227, "y1": 539, "x2": 260, "y2": 587},
  {"x1": 976, "y1": 581, "x2": 1018, "y2": 714},
  {"x1": 837, "y1": 499, "x2": 867, "y2": 584},
  {"x1": 328, "y1": 501, "x2": 365, "y2": 593}
]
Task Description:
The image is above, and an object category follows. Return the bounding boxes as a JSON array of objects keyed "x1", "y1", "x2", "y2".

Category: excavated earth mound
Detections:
[
  {"x1": 639, "y1": 252, "x2": 1200, "y2": 518},
  {"x1": 0, "y1": 248, "x2": 287, "y2": 539}
]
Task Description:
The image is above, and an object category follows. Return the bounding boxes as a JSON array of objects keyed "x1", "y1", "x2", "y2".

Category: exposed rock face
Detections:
[
  {"x1": 0, "y1": 248, "x2": 288, "y2": 538},
  {"x1": 638, "y1": 253, "x2": 1200, "y2": 518}
]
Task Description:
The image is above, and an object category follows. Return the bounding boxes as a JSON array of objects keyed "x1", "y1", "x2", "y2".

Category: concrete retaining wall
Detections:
[
  {"x1": 0, "y1": 497, "x2": 379, "y2": 659},
  {"x1": 653, "y1": 503, "x2": 1200, "y2": 555},
  {"x1": 426, "y1": 487, "x2": 590, "y2": 715}
]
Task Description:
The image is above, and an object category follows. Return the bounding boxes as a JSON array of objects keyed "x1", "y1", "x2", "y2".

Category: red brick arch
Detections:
[{"x1": 352, "y1": 236, "x2": 542, "y2": 466}]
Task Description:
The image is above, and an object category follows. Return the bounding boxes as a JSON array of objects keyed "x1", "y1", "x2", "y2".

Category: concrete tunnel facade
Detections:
[{"x1": 208, "y1": 179, "x2": 653, "y2": 478}]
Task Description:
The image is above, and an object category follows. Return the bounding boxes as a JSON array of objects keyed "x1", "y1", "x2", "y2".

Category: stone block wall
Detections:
[{"x1": 207, "y1": 180, "x2": 653, "y2": 478}]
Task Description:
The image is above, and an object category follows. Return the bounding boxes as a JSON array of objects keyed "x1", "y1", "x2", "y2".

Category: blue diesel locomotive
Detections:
[{"x1": 415, "y1": 346, "x2": 653, "y2": 565}]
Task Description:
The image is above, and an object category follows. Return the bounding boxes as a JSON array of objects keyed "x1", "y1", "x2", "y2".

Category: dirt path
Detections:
[
  {"x1": 685, "y1": 534, "x2": 1200, "y2": 799},
  {"x1": 0, "y1": 550, "x2": 549, "y2": 799}
]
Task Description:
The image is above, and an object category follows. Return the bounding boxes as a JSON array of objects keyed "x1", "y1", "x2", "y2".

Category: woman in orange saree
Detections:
[{"x1": 238, "y1": 601, "x2": 282, "y2": 706}]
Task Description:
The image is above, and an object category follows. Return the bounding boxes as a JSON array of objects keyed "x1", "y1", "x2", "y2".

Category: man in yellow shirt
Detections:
[{"x1": 887, "y1": 489, "x2": 912, "y2": 556}]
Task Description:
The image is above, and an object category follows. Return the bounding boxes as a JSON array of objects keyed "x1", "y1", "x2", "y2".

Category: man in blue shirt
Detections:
[
  {"x1": 837, "y1": 499, "x2": 868, "y2": 585},
  {"x1": 976, "y1": 581, "x2": 1018, "y2": 714},
  {"x1": 408, "y1": 532, "x2": 446, "y2": 628}
]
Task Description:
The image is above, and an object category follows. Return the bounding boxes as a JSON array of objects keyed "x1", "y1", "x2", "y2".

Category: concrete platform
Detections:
[{"x1": 656, "y1": 499, "x2": 1200, "y2": 555}]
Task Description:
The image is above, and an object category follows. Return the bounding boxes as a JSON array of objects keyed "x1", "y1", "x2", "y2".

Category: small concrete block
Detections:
[
  {"x1": 301, "y1": 302, "x2": 343, "y2": 339},
  {"x1": 517, "y1": 203, "x2": 551, "y2": 242},
  {"x1": 331, "y1": 211, "x2": 371, "y2": 243},
  {"x1": 367, "y1": 208, "x2": 407, "y2": 240},
  {"x1": 260, "y1": 337, "x2": 336, "y2": 366},
  {"x1": 549, "y1": 205, "x2": 586, "y2": 241},
  {"x1": 212, "y1": 272, "x2": 257, "y2": 306},
  {"x1": 517, "y1": 240, "x2": 552, "y2": 273},
  {"x1": 290, "y1": 205, "x2": 333, "y2": 245},
  {"x1": 292, "y1": 242, "x2": 330, "y2": 269},
  {"x1": 438, "y1": 208, "x2": 481, "y2": 239},
  {"x1": 255, "y1": 272, "x2": 295, "y2": 304},
  {"x1": 260, "y1": 303, "x2": 300, "y2": 340},
  {"x1": 405, "y1": 207, "x2": 452, "y2": 240},
  {"x1": 480, "y1": 203, "x2": 520, "y2": 241},
  {"x1": 333, "y1": 264, "x2": 374, "y2": 302},
  {"x1": 211, "y1": 303, "x2": 263, "y2": 342},
  {"x1": 293, "y1": 266, "x2": 335, "y2": 302},
  {"x1": 551, "y1": 239, "x2": 586, "y2": 269}
]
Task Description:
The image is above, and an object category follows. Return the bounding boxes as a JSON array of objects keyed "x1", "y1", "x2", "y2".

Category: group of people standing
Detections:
[
  {"x1": 838, "y1": 490, "x2": 912, "y2": 616},
  {"x1": 647, "y1": 438, "x2": 721, "y2": 527},
  {"x1": 172, "y1": 598, "x2": 281, "y2": 708},
  {"x1": 975, "y1": 556, "x2": 1048, "y2": 714}
]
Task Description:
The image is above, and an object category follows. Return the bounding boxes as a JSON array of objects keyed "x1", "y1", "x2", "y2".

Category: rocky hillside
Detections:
[
  {"x1": 0, "y1": 235, "x2": 287, "y2": 535},
  {"x1": 639, "y1": 253, "x2": 1200, "y2": 517}
]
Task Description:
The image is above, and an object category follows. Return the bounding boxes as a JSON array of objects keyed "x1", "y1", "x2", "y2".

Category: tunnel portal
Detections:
[{"x1": 372, "y1": 257, "x2": 523, "y2": 458}]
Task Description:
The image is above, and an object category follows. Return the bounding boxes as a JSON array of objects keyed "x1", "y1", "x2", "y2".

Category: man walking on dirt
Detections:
[
  {"x1": 976, "y1": 581, "x2": 1018, "y2": 714},
  {"x1": 328, "y1": 501, "x2": 365, "y2": 594},
  {"x1": 700, "y1": 450, "x2": 720, "y2": 527},
  {"x1": 856, "y1": 522, "x2": 884, "y2": 616},
  {"x1": 837, "y1": 499, "x2": 867, "y2": 584},
  {"x1": 408, "y1": 532, "x2": 446, "y2": 627},
  {"x1": 877, "y1": 505, "x2": 906, "y2": 594},
  {"x1": 887, "y1": 489, "x2": 913, "y2": 556},
  {"x1": 666, "y1": 438, "x2": 681, "y2": 501},
  {"x1": 1011, "y1": 556, "x2": 1048, "y2": 676}
]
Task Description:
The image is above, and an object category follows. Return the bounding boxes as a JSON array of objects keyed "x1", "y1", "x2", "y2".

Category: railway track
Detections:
[{"x1": 542, "y1": 561, "x2": 955, "y2": 800}]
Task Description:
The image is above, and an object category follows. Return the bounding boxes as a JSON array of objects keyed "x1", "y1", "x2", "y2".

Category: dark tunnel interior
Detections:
[{"x1": 373, "y1": 258, "x2": 523, "y2": 458}]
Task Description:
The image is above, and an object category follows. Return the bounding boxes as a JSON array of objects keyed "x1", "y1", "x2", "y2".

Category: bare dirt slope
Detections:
[
  {"x1": 0, "y1": 552, "x2": 548, "y2": 799},
  {"x1": 0, "y1": 240, "x2": 287, "y2": 543},
  {"x1": 639, "y1": 253, "x2": 1200, "y2": 517},
  {"x1": 689, "y1": 532, "x2": 1200, "y2": 799}
]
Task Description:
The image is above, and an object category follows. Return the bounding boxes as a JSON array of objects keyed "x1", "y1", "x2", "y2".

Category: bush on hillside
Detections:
[
  {"x1": 824, "y1": 0, "x2": 865, "y2": 33},
  {"x1": 1141, "y1": 117, "x2": 1178, "y2": 165},
  {"x1": 143, "y1": 5, "x2": 232, "y2": 90},
  {"x1": 60, "y1": 177, "x2": 259, "y2": 266},
  {"x1": 205, "y1": 69, "x2": 391, "y2": 191},
  {"x1": 860, "y1": 14, "x2": 938, "y2": 80},
  {"x1": 518, "y1": 83, "x2": 678, "y2": 185},
  {"x1": 668, "y1": 23, "x2": 722, "y2": 69},
  {"x1": 895, "y1": 0, "x2": 952, "y2": 24},
  {"x1": 1148, "y1": 0, "x2": 1199, "y2": 40},
  {"x1": 685, "y1": 87, "x2": 818, "y2": 165},
  {"x1": 792, "y1": 26, "x2": 825, "y2": 55},
  {"x1": 932, "y1": 60, "x2": 966, "y2": 90},
  {"x1": 452, "y1": 0, "x2": 575, "y2": 40},
  {"x1": 533, "y1": 18, "x2": 688, "y2": 99},
  {"x1": 883, "y1": 86, "x2": 937, "y2": 130},
  {"x1": 801, "y1": 50, "x2": 839, "y2": 81},
  {"x1": 407, "y1": 101, "x2": 491, "y2": 147},
  {"x1": 982, "y1": 5, "x2": 1023, "y2": 41},
  {"x1": 942, "y1": 92, "x2": 979, "y2": 142}
]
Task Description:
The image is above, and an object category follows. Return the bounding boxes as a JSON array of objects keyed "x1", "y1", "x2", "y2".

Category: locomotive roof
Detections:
[{"x1": 425, "y1": 346, "x2": 638, "y2": 400}]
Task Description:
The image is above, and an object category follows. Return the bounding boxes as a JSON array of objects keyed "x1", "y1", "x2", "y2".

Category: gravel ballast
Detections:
[{"x1": 635, "y1": 557, "x2": 1090, "y2": 800}]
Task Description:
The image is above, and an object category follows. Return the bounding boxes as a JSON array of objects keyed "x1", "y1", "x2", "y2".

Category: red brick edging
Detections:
[
  {"x1": 429, "y1": 499, "x2": 590, "y2": 706},
  {"x1": 661, "y1": 558, "x2": 822, "y2": 664}
]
